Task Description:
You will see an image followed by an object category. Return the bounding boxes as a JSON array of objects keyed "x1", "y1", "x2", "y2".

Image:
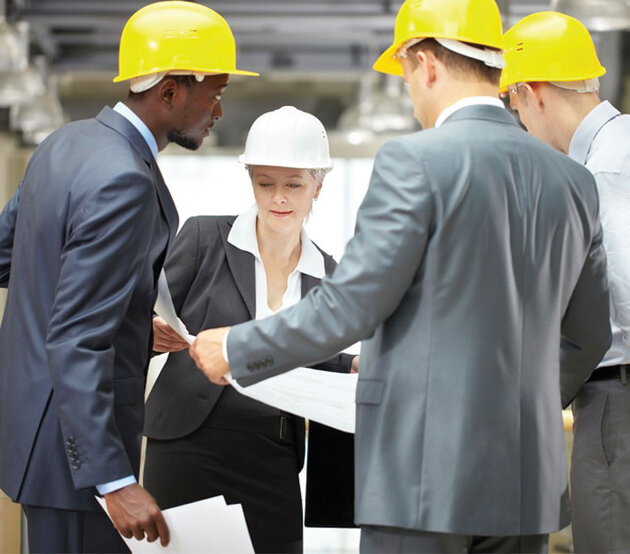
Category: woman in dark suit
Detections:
[{"x1": 143, "y1": 106, "x2": 355, "y2": 553}]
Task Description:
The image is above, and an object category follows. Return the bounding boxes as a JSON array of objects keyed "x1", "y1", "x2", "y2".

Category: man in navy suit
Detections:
[{"x1": 0, "y1": 2, "x2": 256, "y2": 552}]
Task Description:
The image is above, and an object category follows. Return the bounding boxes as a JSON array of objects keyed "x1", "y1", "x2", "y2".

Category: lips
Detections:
[{"x1": 270, "y1": 210, "x2": 292, "y2": 217}]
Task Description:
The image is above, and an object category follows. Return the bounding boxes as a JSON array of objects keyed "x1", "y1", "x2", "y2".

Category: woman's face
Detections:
[{"x1": 250, "y1": 165, "x2": 322, "y2": 236}]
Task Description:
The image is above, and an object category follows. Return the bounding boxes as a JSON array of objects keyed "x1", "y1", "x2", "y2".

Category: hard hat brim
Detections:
[
  {"x1": 499, "y1": 66, "x2": 606, "y2": 94},
  {"x1": 113, "y1": 67, "x2": 259, "y2": 83},
  {"x1": 373, "y1": 43, "x2": 404, "y2": 76}
]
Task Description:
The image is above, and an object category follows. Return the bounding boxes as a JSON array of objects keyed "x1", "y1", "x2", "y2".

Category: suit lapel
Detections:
[
  {"x1": 219, "y1": 221, "x2": 256, "y2": 318},
  {"x1": 95, "y1": 107, "x2": 179, "y2": 249},
  {"x1": 301, "y1": 273, "x2": 320, "y2": 297}
]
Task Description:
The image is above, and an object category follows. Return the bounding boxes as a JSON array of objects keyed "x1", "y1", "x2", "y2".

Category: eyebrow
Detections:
[{"x1": 255, "y1": 174, "x2": 303, "y2": 179}]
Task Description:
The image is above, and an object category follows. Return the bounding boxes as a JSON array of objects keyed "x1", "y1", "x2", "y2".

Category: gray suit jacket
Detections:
[
  {"x1": 0, "y1": 107, "x2": 178, "y2": 510},
  {"x1": 226, "y1": 105, "x2": 611, "y2": 535}
]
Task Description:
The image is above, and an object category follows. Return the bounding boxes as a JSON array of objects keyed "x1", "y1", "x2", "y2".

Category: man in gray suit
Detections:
[
  {"x1": 191, "y1": 0, "x2": 610, "y2": 552},
  {"x1": 0, "y1": 2, "x2": 256, "y2": 552},
  {"x1": 501, "y1": 12, "x2": 630, "y2": 553}
]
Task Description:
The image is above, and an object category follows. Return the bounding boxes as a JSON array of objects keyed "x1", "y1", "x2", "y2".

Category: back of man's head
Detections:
[
  {"x1": 500, "y1": 11, "x2": 605, "y2": 96},
  {"x1": 373, "y1": 0, "x2": 505, "y2": 79},
  {"x1": 406, "y1": 39, "x2": 502, "y2": 86}
]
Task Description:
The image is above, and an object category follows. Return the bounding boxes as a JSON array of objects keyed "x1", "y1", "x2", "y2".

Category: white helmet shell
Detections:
[{"x1": 239, "y1": 106, "x2": 333, "y2": 171}]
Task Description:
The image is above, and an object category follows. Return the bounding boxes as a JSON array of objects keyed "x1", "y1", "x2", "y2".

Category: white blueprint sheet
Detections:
[
  {"x1": 96, "y1": 495, "x2": 254, "y2": 554},
  {"x1": 155, "y1": 270, "x2": 357, "y2": 433}
]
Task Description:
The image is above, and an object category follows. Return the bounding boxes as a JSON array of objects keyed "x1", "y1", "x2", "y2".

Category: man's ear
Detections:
[
  {"x1": 522, "y1": 82, "x2": 545, "y2": 112},
  {"x1": 413, "y1": 49, "x2": 438, "y2": 88},
  {"x1": 156, "y1": 76, "x2": 179, "y2": 107}
]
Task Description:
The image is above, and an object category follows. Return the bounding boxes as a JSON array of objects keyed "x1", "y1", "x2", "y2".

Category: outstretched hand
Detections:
[{"x1": 190, "y1": 326, "x2": 231, "y2": 385}]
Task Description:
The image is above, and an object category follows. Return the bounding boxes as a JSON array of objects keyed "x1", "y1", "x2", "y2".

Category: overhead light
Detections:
[
  {"x1": 0, "y1": 21, "x2": 46, "y2": 107},
  {"x1": 336, "y1": 73, "x2": 379, "y2": 146},
  {"x1": 0, "y1": 19, "x2": 21, "y2": 72},
  {"x1": 10, "y1": 59, "x2": 67, "y2": 145},
  {"x1": 368, "y1": 75, "x2": 416, "y2": 134},
  {"x1": 550, "y1": 0, "x2": 630, "y2": 31},
  {"x1": 334, "y1": 73, "x2": 418, "y2": 147}
]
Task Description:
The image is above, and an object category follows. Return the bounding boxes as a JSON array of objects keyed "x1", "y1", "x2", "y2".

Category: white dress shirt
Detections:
[
  {"x1": 223, "y1": 205, "x2": 325, "y2": 363},
  {"x1": 569, "y1": 100, "x2": 630, "y2": 366},
  {"x1": 228, "y1": 204, "x2": 325, "y2": 318},
  {"x1": 435, "y1": 96, "x2": 505, "y2": 128}
]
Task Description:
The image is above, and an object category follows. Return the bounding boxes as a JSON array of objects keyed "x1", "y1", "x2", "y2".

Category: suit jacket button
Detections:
[{"x1": 72, "y1": 462, "x2": 81, "y2": 470}]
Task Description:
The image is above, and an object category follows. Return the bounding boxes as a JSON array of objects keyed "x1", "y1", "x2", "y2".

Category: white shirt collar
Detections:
[
  {"x1": 568, "y1": 101, "x2": 620, "y2": 165},
  {"x1": 435, "y1": 96, "x2": 505, "y2": 128},
  {"x1": 227, "y1": 204, "x2": 325, "y2": 279},
  {"x1": 113, "y1": 101, "x2": 159, "y2": 159}
]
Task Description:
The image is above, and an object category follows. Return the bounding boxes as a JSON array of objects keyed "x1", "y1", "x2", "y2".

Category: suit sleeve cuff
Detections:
[
  {"x1": 222, "y1": 328, "x2": 230, "y2": 364},
  {"x1": 96, "y1": 475, "x2": 137, "y2": 495}
]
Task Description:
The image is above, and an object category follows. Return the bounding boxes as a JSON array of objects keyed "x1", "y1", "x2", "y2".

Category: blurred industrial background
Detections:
[
  {"x1": 0, "y1": 0, "x2": 628, "y2": 151},
  {"x1": 1, "y1": 1, "x2": 630, "y2": 552}
]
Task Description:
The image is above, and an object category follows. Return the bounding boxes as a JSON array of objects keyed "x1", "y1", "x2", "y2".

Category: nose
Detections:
[
  {"x1": 272, "y1": 186, "x2": 287, "y2": 204},
  {"x1": 212, "y1": 101, "x2": 223, "y2": 122}
]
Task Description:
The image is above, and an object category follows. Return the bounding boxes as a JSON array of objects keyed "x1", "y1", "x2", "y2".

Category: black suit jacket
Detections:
[
  {"x1": 0, "y1": 107, "x2": 177, "y2": 510},
  {"x1": 144, "y1": 215, "x2": 354, "y2": 527}
]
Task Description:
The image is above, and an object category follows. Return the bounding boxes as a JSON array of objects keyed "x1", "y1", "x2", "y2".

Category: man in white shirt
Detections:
[
  {"x1": 190, "y1": 1, "x2": 610, "y2": 552},
  {"x1": 501, "y1": 11, "x2": 630, "y2": 553}
]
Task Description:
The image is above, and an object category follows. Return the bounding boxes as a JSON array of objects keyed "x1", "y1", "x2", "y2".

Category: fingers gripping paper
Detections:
[
  {"x1": 96, "y1": 496, "x2": 255, "y2": 553},
  {"x1": 154, "y1": 271, "x2": 358, "y2": 433}
]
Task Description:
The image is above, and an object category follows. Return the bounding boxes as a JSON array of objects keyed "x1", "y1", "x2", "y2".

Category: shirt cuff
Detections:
[
  {"x1": 222, "y1": 328, "x2": 230, "y2": 364},
  {"x1": 96, "y1": 475, "x2": 137, "y2": 495}
]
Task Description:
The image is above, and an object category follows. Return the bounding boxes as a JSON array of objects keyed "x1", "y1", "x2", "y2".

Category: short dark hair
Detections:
[{"x1": 408, "y1": 38, "x2": 501, "y2": 86}]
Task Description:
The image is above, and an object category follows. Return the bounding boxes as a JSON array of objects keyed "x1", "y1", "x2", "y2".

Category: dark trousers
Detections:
[
  {"x1": 143, "y1": 409, "x2": 303, "y2": 554},
  {"x1": 360, "y1": 525, "x2": 548, "y2": 554},
  {"x1": 23, "y1": 504, "x2": 129, "y2": 554}
]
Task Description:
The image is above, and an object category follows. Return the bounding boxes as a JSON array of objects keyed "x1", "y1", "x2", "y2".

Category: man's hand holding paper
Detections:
[{"x1": 190, "y1": 327, "x2": 231, "y2": 385}]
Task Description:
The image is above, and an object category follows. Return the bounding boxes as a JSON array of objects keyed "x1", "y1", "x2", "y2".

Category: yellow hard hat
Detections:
[
  {"x1": 373, "y1": 0, "x2": 504, "y2": 76},
  {"x1": 113, "y1": 0, "x2": 258, "y2": 83},
  {"x1": 500, "y1": 11, "x2": 605, "y2": 93}
]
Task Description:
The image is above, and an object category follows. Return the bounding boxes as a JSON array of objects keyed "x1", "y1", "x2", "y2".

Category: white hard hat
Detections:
[{"x1": 239, "y1": 106, "x2": 333, "y2": 171}]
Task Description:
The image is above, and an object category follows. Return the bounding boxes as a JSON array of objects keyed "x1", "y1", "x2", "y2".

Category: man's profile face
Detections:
[{"x1": 167, "y1": 74, "x2": 230, "y2": 150}]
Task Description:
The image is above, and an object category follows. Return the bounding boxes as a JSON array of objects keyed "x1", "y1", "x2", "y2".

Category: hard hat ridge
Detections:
[
  {"x1": 374, "y1": 0, "x2": 505, "y2": 76},
  {"x1": 114, "y1": 0, "x2": 258, "y2": 87},
  {"x1": 499, "y1": 11, "x2": 605, "y2": 93}
]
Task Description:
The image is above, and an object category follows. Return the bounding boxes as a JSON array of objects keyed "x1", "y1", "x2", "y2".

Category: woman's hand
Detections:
[
  {"x1": 152, "y1": 316, "x2": 190, "y2": 353},
  {"x1": 351, "y1": 356, "x2": 360, "y2": 374}
]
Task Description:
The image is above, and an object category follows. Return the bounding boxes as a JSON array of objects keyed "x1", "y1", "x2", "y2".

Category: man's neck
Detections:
[
  {"x1": 555, "y1": 93, "x2": 601, "y2": 154},
  {"x1": 426, "y1": 80, "x2": 499, "y2": 128}
]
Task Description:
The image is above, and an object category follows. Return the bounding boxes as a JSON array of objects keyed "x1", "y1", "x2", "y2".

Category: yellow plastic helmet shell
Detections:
[
  {"x1": 500, "y1": 11, "x2": 605, "y2": 93},
  {"x1": 114, "y1": 0, "x2": 258, "y2": 83},
  {"x1": 374, "y1": 0, "x2": 504, "y2": 76}
]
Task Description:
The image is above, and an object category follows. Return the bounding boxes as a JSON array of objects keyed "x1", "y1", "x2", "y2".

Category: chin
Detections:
[{"x1": 167, "y1": 130, "x2": 202, "y2": 151}]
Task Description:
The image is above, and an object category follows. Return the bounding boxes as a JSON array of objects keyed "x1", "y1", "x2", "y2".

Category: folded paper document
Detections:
[
  {"x1": 154, "y1": 273, "x2": 358, "y2": 433},
  {"x1": 96, "y1": 495, "x2": 254, "y2": 554},
  {"x1": 226, "y1": 367, "x2": 357, "y2": 433}
]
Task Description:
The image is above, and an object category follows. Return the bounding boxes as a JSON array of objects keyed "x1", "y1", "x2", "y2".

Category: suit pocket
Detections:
[
  {"x1": 356, "y1": 379, "x2": 385, "y2": 405},
  {"x1": 113, "y1": 377, "x2": 144, "y2": 406}
]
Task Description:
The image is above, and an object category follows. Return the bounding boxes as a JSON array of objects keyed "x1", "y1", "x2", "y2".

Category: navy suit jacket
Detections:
[
  {"x1": 0, "y1": 107, "x2": 178, "y2": 510},
  {"x1": 144, "y1": 215, "x2": 355, "y2": 527}
]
